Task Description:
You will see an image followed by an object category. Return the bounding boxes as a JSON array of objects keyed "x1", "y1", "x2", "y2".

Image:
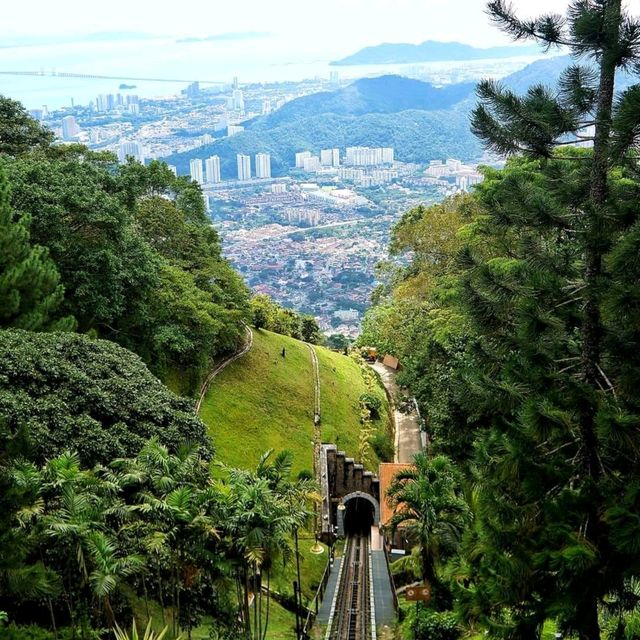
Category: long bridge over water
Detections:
[{"x1": 0, "y1": 70, "x2": 226, "y2": 85}]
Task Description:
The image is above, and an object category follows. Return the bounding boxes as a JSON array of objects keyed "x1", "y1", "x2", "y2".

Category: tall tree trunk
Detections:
[
  {"x1": 581, "y1": 0, "x2": 620, "y2": 481},
  {"x1": 577, "y1": 5, "x2": 622, "y2": 640},
  {"x1": 156, "y1": 562, "x2": 166, "y2": 626},
  {"x1": 262, "y1": 571, "x2": 271, "y2": 640}
]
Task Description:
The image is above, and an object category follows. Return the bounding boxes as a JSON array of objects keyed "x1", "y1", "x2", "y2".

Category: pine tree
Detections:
[
  {"x1": 0, "y1": 166, "x2": 72, "y2": 330},
  {"x1": 457, "y1": 2, "x2": 640, "y2": 638}
]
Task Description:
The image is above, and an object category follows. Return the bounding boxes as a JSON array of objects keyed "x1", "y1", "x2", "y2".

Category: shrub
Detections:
[
  {"x1": 359, "y1": 392, "x2": 383, "y2": 420},
  {"x1": 3, "y1": 626, "x2": 101, "y2": 640},
  {"x1": 370, "y1": 432, "x2": 394, "y2": 462},
  {"x1": 413, "y1": 609, "x2": 460, "y2": 640},
  {"x1": 0, "y1": 329, "x2": 213, "y2": 467}
]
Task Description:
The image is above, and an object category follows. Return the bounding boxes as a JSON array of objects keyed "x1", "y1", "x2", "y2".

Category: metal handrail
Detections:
[{"x1": 302, "y1": 545, "x2": 335, "y2": 637}]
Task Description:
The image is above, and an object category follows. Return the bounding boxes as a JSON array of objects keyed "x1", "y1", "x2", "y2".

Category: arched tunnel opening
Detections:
[{"x1": 343, "y1": 497, "x2": 375, "y2": 536}]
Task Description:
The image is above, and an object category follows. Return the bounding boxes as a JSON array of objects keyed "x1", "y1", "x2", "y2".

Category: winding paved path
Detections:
[
  {"x1": 307, "y1": 343, "x2": 322, "y2": 478},
  {"x1": 194, "y1": 325, "x2": 254, "y2": 414},
  {"x1": 370, "y1": 362, "x2": 422, "y2": 463}
]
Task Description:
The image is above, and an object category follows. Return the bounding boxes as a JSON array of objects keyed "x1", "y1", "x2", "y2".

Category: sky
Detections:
[{"x1": 4, "y1": 0, "x2": 639, "y2": 52}]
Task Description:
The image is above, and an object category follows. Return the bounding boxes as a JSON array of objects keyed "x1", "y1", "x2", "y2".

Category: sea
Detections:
[{"x1": 0, "y1": 35, "x2": 544, "y2": 110}]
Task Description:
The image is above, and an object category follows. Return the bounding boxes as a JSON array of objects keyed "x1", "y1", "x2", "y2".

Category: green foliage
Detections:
[
  {"x1": 0, "y1": 166, "x2": 73, "y2": 331},
  {"x1": 413, "y1": 609, "x2": 461, "y2": 640},
  {"x1": 362, "y1": 2, "x2": 640, "y2": 636},
  {"x1": 0, "y1": 438, "x2": 316, "y2": 639},
  {"x1": 249, "y1": 294, "x2": 322, "y2": 344},
  {"x1": 0, "y1": 329, "x2": 212, "y2": 466},
  {"x1": 369, "y1": 431, "x2": 394, "y2": 463},
  {"x1": 113, "y1": 619, "x2": 174, "y2": 640},
  {"x1": 387, "y1": 454, "x2": 470, "y2": 609},
  {"x1": 0, "y1": 96, "x2": 54, "y2": 156},
  {"x1": 2, "y1": 136, "x2": 249, "y2": 385},
  {"x1": 2, "y1": 625, "x2": 100, "y2": 640},
  {"x1": 359, "y1": 392, "x2": 383, "y2": 419},
  {"x1": 325, "y1": 333, "x2": 351, "y2": 350}
]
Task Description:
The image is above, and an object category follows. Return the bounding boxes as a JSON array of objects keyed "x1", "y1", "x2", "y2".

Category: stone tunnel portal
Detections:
[
  {"x1": 343, "y1": 496, "x2": 375, "y2": 536},
  {"x1": 336, "y1": 491, "x2": 381, "y2": 538}
]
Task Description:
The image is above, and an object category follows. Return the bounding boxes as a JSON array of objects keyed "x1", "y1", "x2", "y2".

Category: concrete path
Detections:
[
  {"x1": 316, "y1": 557, "x2": 342, "y2": 624},
  {"x1": 307, "y1": 343, "x2": 322, "y2": 479},
  {"x1": 370, "y1": 362, "x2": 422, "y2": 464},
  {"x1": 371, "y1": 550, "x2": 396, "y2": 627},
  {"x1": 194, "y1": 325, "x2": 253, "y2": 413}
]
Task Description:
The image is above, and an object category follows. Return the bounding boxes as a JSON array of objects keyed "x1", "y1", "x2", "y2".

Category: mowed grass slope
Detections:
[
  {"x1": 317, "y1": 347, "x2": 392, "y2": 465},
  {"x1": 199, "y1": 328, "x2": 392, "y2": 474},
  {"x1": 199, "y1": 329, "x2": 315, "y2": 473}
]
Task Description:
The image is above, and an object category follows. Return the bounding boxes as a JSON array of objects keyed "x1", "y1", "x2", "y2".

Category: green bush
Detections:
[
  {"x1": 370, "y1": 431, "x2": 394, "y2": 462},
  {"x1": 359, "y1": 392, "x2": 383, "y2": 419},
  {"x1": 413, "y1": 609, "x2": 460, "y2": 640},
  {"x1": 3, "y1": 625, "x2": 101, "y2": 640}
]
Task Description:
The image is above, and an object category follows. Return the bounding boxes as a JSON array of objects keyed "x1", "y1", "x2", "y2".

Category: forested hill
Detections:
[
  {"x1": 258, "y1": 75, "x2": 476, "y2": 123},
  {"x1": 164, "y1": 75, "x2": 481, "y2": 177},
  {"x1": 0, "y1": 97, "x2": 359, "y2": 637},
  {"x1": 165, "y1": 55, "x2": 611, "y2": 178}
]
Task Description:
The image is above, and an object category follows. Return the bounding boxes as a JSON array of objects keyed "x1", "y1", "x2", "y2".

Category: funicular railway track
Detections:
[{"x1": 327, "y1": 535, "x2": 372, "y2": 640}]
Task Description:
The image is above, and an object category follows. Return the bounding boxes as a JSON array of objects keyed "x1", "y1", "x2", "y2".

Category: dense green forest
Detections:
[
  {"x1": 361, "y1": 1, "x2": 640, "y2": 638},
  {"x1": 3, "y1": 0, "x2": 640, "y2": 638},
  {"x1": 165, "y1": 104, "x2": 481, "y2": 178},
  {"x1": 0, "y1": 97, "x2": 323, "y2": 639}
]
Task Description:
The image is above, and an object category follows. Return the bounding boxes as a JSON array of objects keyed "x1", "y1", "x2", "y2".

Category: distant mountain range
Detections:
[
  {"x1": 164, "y1": 75, "x2": 481, "y2": 178},
  {"x1": 331, "y1": 40, "x2": 540, "y2": 65},
  {"x1": 500, "y1": 54, "x2": 636, "y2": 93},
  {"x1": 176, "y1": 32, "x2": 271, "y2": 43},
  {"x1": 165, "y1": 54, "x2": 636, "y2": 179},
  {"x1": 258, "y1": 76, "x2": 476, "y2": 125}
]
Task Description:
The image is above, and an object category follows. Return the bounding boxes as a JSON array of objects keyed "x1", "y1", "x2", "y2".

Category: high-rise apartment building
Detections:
[
  {"x1": 237, "y1": 154, "x2": 251, "y2": 181},
  {"x1": 190, "y1": 158, "x2": 204, "y2": 184},
  {"x1": 255, "y1": 153, "x2": 271, "y2": 179},
  {"x1": 232, "y1": 89, "x2": 245, "y2": 113},
  {"x1": 61, "y1": 115, "x2": 80, "y2": 141},
  {"x1": 295, "y1": 151, "x2": 312, "y2": 168},
  {"x1": 302, "y1": 156, "x2": 321, "y2": 172},
  {"x1": 205, "y1": 156, "x2": 221, "y2": 183},
  {"x1": 345, "y1": 146, "x2": 394, "y2": 166},
  {"x1": 320, "y1": 148, "x2": 340, "y2": 167},
  {"x1": 117, "y1": 141, "x2": 145, "y2": 164}
]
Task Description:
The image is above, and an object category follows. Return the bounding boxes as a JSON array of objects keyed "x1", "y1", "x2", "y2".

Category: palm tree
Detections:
[
  {"x1": 218, "y1": 450, "x2": 316, "y2": 640},
  {"x1": 87, "y1": 531, "x2": 144, "y2": 626},
  {"x1": 387, "y1": 453, "x2": 470, "y2": 606},
  {"x1": 111, "y1": 439, "x2": 223, "y2": 638}
]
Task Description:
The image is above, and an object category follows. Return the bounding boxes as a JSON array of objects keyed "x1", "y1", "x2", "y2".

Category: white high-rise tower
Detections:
[
  {"x1": 255, "y1": 153, "x2": 271, "y2": 179},
  {"x1": 205, "y1": 155, "x2": 221, "y2": 183},
  {"x1": 190, "y1": 158, "x2": 204, "y2": 184},
  {"x1": 237, "y1": 154, "x2": 251, "y2": 181}
]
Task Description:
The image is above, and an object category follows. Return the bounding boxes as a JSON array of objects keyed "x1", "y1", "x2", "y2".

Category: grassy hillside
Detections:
[
  {"x1": 198, "y1": 328, "x2": 392, "y2": 474},
  {"x1": 199, "y1": 329, "x2": 315, "y2": 474},
  {"x1": 317, "y1": 346, "x2": 392, "y2": 464}
]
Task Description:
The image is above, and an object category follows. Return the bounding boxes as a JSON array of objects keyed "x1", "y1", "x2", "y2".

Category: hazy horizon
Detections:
[{"x1": 4, "y1": 0, "x2": 640, "y2": 52}]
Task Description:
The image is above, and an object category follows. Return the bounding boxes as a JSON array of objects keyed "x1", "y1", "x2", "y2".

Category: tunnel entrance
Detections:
[{"x1": 343, "y1": 496, "x2": 375, "y2": 536}]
